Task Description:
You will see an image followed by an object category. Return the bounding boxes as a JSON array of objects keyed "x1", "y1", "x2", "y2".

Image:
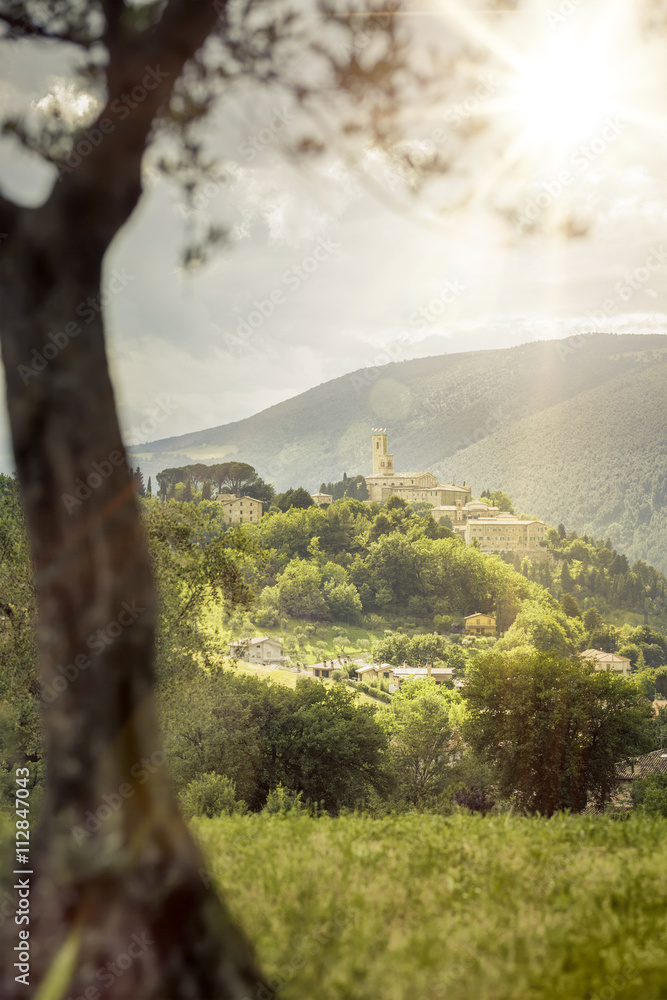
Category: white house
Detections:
[
  {"x1": 228, "y1": 636, "x2": 285, "y2": 663},
  {"x1": 578, "y1": 648, "x2": 631, "y2": 677}
]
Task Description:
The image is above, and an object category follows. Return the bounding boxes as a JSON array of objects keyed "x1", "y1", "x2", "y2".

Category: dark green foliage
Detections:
[
  {"x1": 132, "y1": 465, "x2": 146, "y2": 496},
  {"x1": 155, "y1": 461, "x2": 274, "y2": 506},
  {"x1": 160, "y1": 670, "x2": 388, "y2": 813},
  {"x1": 372, "y1": 632, "x2": 468, "y2": 668},
  {"x1": 464, "y1": 650, "x2": 655, "y2": 815},
  {"x1": 274, "y1": 487, "x2": 315, "y2": 511},
  {"x1": 320, "y1": 473, "x2": 369, "y2": 502},
  {"x1": 479, "y1": 489, "x2": 515, "y2": 514},
  {"x1": 452, "y1": 785, "x2": 496, "y2": 815},
  {"x1": 630, "y1": 773, "x2": 667, "y2": 817},
  {"x1": 560, "y1": 593, "x2": 581, "y2": 618}
]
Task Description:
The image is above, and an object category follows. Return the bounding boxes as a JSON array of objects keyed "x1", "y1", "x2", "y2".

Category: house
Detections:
[
  {"x1": 355, "y1": 663, "x2": 394, "y2": 683},
  {"x1": 216, "y1": 494, "x2": 263, "y2": 524},
  {"x1": 578, "y1": 648, "x2": 632, "y2": 677},
  {"x1": 228, "y1": 636, "x2": 284, "y2": 663},
  {"x1": 364, "y1": 430, "x2": 471, "y2": 506},
  {"x1": 616, "y1": 749, "x2": 667, "y2": 781},
  {"x1": 312, "y1": 662, "x2": 343, "y2": 679},
  {"x1": 311, "y1": 492, "x2": 333, "y2": 507},
  {"x1": 464, "y1": 613, "x2": 497, "y2": 636},
  {"x1": 392, "y1": 665, "x2": 455, "y2": 686}
]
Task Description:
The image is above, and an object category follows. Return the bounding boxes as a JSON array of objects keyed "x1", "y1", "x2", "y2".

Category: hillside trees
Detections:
[
  {"x1": 495, "y1": 600, "x2": 583, "y2": 658},
  {"x1": 274, "y1": 486, "x2": 315, "y2": 511},
  {"x1": 0, "y1": 0, "x2": 414, "y2": 990},
  {"x1": 161, "y1": 672, "x2": 388, "y2": 813},
  {"x1": 156, "y1": 461, "x2": 275, "y2": 504},
  {"x1": 380, "y1": 680, "x2": 463, "y2": 806},
  {"x1": 464, "y1": 651, "x2": 655, "y2": 815}
]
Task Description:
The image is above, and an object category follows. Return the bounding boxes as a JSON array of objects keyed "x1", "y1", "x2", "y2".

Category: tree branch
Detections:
[
  {"x1": 60, "y1": 0, "x2": 224, "y2": 243},
  {"x1": 0, "y1": 9, "x2": 92, "y2": 46}
]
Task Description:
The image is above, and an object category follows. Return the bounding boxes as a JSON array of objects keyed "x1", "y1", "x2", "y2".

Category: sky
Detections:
[{"x1": 1, "y1": 0, "x2": 667, "y2": 465}]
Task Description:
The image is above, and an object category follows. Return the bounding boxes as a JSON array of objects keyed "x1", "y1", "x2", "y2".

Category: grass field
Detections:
[{"x1": 194, "y1": 811, "x2": 667, "y2": 1000}]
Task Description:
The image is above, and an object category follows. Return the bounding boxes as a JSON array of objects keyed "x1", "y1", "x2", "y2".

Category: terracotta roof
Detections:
[{"x1": 616, "y1": 749, "x2": 667, "y2": 780}]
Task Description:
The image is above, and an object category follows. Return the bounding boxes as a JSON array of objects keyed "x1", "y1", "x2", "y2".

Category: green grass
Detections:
[
  {"x1": 194, "y1": 811, "x2": 667, "y2": 1000},
  {"x1": 201, "y1": 603, "x2": 394, "y2": 664}
]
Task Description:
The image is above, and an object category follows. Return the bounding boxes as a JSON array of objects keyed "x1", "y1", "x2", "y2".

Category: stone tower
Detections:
[{"x1": 372, "y1": 428, "x2": 394, "y2": 474}]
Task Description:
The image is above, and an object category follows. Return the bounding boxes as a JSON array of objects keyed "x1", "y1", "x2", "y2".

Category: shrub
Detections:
[
  {"x1": 179, "y1": 773, "x2": 247, "y2": 819},
  {"x1": 263, "y1": 783, "x2": 305, "y2": 815},
  {"x1": 631, "y1": 773, "x2": 667, "y2": 817}
]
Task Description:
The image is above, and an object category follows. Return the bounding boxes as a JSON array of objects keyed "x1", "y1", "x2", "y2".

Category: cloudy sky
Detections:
[{"x1": 1, "y1": 0, "x2": 667, "y2": 464}]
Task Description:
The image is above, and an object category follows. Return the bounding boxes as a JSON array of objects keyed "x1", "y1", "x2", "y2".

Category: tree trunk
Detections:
[{"x1": 0, "y1": 149, "x2": 266, "y2": 1000}]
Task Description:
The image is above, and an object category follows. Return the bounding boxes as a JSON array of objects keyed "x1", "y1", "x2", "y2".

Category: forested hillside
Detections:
[
  {"x1": 130, "y1": 333, "x2": 667, "y2": 569},
  {"x1": 444, "y1": 359, "x2": 667, "y2": 572}
]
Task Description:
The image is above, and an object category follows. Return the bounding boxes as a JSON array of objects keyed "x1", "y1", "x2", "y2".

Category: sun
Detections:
[{"x1": 509, "y1": 36, "x2": 615, "y2": 159}]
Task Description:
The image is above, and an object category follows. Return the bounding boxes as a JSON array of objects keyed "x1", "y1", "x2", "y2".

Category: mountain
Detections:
[{"x1": 130, "y1": 332, "x2": 667, "y2": 571}]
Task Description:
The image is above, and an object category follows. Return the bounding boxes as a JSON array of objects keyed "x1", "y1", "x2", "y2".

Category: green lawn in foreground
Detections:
[{"x1": 194, "y1": 812, "x2": 667, "y2": 1000}]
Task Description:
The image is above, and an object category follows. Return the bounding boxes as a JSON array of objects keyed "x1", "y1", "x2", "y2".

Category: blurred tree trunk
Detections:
[{"x1": 0, "y1": 2, "x2": 267, "y2": 995}]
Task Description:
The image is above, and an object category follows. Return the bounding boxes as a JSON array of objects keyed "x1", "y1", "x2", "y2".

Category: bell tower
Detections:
[{"x1": 372, "y1": 428, "x2": 394, "y2": 475}]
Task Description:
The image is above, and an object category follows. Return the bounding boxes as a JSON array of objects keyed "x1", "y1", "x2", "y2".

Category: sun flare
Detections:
[{"x1": 510, "y1": 38, "x2": 615, "y2": 158}]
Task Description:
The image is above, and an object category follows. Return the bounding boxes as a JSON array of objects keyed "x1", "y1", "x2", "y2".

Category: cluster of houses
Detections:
[
  {"x1": 227, "y1": 613, "x2": 498, "y2": 688},
  {"x1": 227, "y1": 626, "x2": 651, "y2": 694}
]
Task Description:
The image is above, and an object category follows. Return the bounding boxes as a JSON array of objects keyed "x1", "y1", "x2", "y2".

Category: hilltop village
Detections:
[{"x1": 311, "y1": 429, "x2": 548, "y2": 561}]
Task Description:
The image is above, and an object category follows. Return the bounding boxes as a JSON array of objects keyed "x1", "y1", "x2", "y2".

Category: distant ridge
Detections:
[{"x1": 130, "y1": 332, "x2": 667, "y2": 571}]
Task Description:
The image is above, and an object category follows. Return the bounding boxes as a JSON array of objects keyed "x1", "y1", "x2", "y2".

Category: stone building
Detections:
[
  {"x1": 462, "y1": 516, "x2": 547, "y2": 556},
  {"x1": 311, "y1": 492, "x2": 333, "y2": 507},
  {"x1": 364, "y1": 430, "x2": 471, "y2": 506},
  {"x1": 216, "y1": 494, "x2": 263, "y2": 524}
]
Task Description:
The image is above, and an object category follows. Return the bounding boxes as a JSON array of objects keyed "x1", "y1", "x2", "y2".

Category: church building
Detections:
[{"x1": 364, "y1": 430, "x2": 472, "y2": 506}]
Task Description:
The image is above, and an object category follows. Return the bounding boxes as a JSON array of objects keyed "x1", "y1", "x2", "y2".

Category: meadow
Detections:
[{"x1": 194, "y1": 811, "x2": 667, "y2": 1000}]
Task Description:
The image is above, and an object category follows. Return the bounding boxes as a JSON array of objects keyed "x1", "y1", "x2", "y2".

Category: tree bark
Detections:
[{"x1": 0, "y1": 3, "x2": 268, "y2": 995}]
